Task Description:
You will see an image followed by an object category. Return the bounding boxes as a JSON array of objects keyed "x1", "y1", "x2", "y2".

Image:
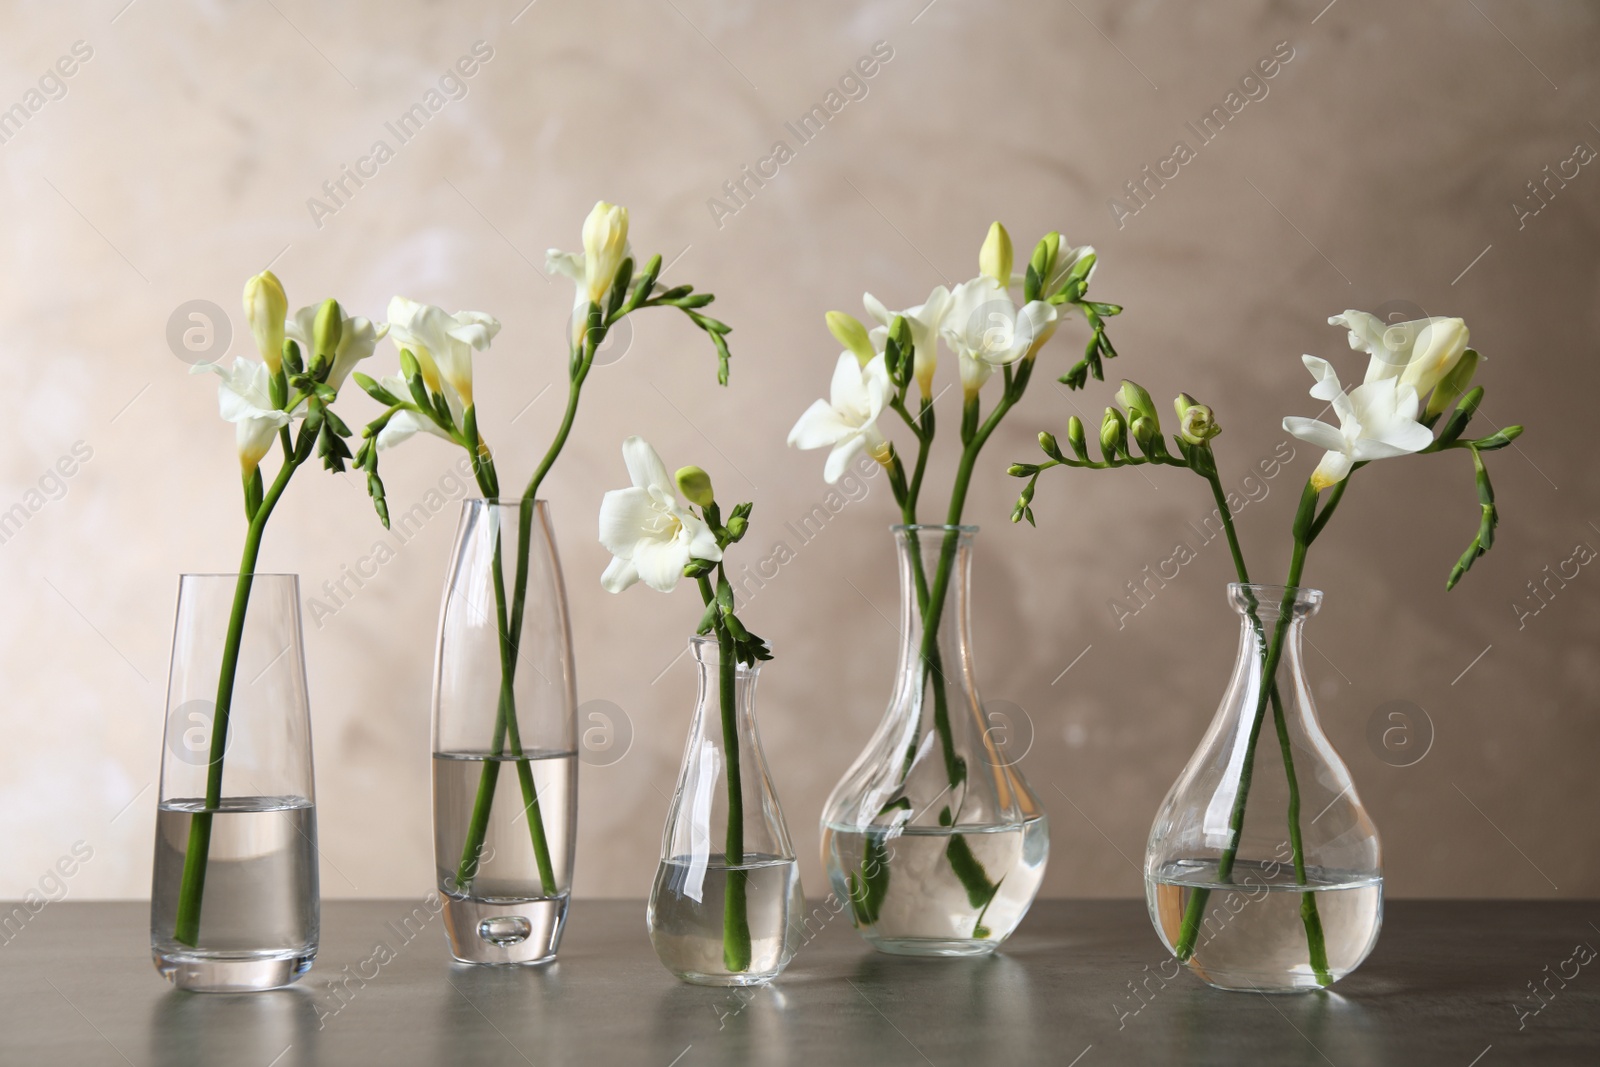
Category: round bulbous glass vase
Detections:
[
  {"x1": 1145, "y1": 583, "x2": 1382, "y2": 993},
  {"x1": 433, "y1": 500, "x2": 578, "y2": 965},
  {"x1": 820, "y1": 525, "x2": 1048, "y2": 957},
  {"x1": 151, "y1": 573, "x2": 319, "y2": 993},
  {"x1": 649, "y1": 636, "x2": 803, "y2": 986}
]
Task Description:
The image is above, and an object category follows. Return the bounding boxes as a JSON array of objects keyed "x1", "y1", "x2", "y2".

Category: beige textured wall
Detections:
[{"x1": 2, "y1": 0, "x2": 1597, "y2": 903}]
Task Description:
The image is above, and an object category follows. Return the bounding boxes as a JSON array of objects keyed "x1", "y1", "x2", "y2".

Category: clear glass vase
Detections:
[
  {"x1": 433, "y1": 499, "x2": 577, "y2": 965},
  {"x1": 649, "y1": 635, "x2": 803, "y2": 986},
  {"x1": 151, "y1": 573, "x2": 319, "y2": 992},
  {"x1": 820, "y1": 525, "x2": 1048, "y2": 956},
  {"x1": 1146, "y1": 583, "x2": 1383, "y2": 992}
]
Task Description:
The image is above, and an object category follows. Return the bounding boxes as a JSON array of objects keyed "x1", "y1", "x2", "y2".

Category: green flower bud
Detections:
[
  {"x1": 1066, "y1": 415, "x2": 1088, "y2": 459},
  {"x1": 1424, "y1": 348, "x2": 1481, "y2": 422},
  {"x1": 1131, "y1": 415, "x2": 1159, "y2": 454},
  {"x1": 826, "y1": 311, "x2": 876, "y2": 366},
  {"x1": 312, "y1": 298, "x2": 342, "y2": 377},
  {"x1": 1178, "y1": 403, "x2": 1221, "y2": 445},
  {"x1": 1038, "y1": 431, "x2": 1064, "y2": 461},
  {"x1": 1099, "y1": 406, "x2": 1128, "y2": 460},
  {"x1": 1116, "y1": 379, "x2": 1160, "y2": 429},
  {"x1": 675, "y1": 465, "x2": 715, "y2": 508},
  {"x1": 1174, "y1": 392, "x2": 1198, "y2": 420}
]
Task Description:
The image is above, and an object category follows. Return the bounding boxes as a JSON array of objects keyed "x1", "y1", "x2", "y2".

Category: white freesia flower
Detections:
[
  {"x1": 284, "y1": 304, "x2": 387, "y2": 393},
  {"x1": 1328, "y1": 311, "x2": 1469, "y2": 398},
  {"x1": 547, "y1": 203, "x2": 637, "y2": 348},
  {"x1": 373, "y1": 374, "x2": 457, "y2": 451},
  {"x1": 386, "y1": 297, "x2": 499, "y2": 407},
  {"x1": 242, "y1": 270, "x2": 288, "y2": 375},
  {"x1": 193, "y1": 357, "x2": 293, "y2": 474},
  {"x1": 787, "y1": 352, "x2": 893, "y2": 483},
  {"x1": 863, "y1": 285, "x2": 950, "y2": 396},
  {"x1": 1041, "y1": 241, "x2": 1096, "y2": 295},
  {"x1": 598, "y1": 436, "x2": 722, "y2": 594},
  {"x1": 940, "y1": 276, "x2": 1057, "y2": 394},
  {"x1": 1282, "y1": 355, "x2": 1433, "y2": 490}
]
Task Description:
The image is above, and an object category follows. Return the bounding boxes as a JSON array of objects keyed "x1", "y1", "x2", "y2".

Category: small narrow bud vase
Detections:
[
  {"x1": 433, "y1": 500, "x2": 578, "y2": 965},
  {"x1": 649, "y1": 636, "x2": 803, "y2": 986},
  {"x1": 151, "y1": 573, "x2": 318, "y2": 992},
  {"x1": 820, "y1": 525, "x2": 1048, "y2": 956},
  {"x1": 1146, "y1": 583, "x2": 1383, "y2": 992}
]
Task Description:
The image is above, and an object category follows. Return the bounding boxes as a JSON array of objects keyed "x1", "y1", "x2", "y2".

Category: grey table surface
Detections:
[{"x1": 2, "y1": 899, "x2": 1597, "y2": 1066}]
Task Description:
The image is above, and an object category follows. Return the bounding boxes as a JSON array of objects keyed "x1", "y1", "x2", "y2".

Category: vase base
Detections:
[
  {"x1": 670, "y1": 970, "x2": 779, "y2": 987},
  {"x1": 864, "y1": 936, "x2": 1001, "y2": 958},
  {"x1": 153, "y1": 947, "x2": 315, "y2": 992},
  {"x1": 442, "y1": 894, "x2": 568, "y2": 965}
]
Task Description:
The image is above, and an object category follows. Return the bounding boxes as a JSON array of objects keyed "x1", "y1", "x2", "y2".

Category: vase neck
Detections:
[
  {"x1": 1228, "y1": 582, "x2": 1322, "y2": 728},
  {"x1": 892, "y1": 525, "x2": 977, "y2": 683},
  {"x1": 689, "y1": 635, "x2": 761, "y2": 741}
]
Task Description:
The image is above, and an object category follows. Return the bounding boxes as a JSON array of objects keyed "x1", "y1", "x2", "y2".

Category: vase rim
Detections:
[
  {"x1": 461, "y1": 497, "x2": 551, "y2": 507},
  {"x1": 178, "y1": 572, "x2": 300, "y2": 580},
  {"x1": 688, "y1": 632, "x2": 766, "y2": 668},
  {"x1": 892, "y1": 523, "x2": 979, "y2": 533},
  {"x1": 1227, "y1": 582, "x2": 1323, "y2": 611}
]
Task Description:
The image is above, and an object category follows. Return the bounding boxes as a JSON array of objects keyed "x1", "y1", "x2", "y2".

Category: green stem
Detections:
[
  {"x1": 1173, "y1": 479, "x2": 1336, "y2": 985},
  {"x1": 700, "y1": 573, "x2": 751, "y2": 971},
  {"x1": 449, "y1": 446, "x2": 557, "y2": 898},
  {"x1": 171, "y1": 451, "x2": 302, "y2": 947}
]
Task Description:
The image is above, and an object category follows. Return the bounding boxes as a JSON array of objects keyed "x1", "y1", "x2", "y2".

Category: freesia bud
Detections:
[
  {"x1": 1399, "y1": 317, "x2": 1469, "y2": 397},
  {"x1": 1066, "y1": 415, "x2": 1088, "y2": 459},
  {"x1": 675, "y1": 465, "x2": 715, "y2": 508},
  {"x1": 1424, "y1": 348, "x2": 1480, "y2": 422},
  {"x1": 1178, "y1": 402, "x2": 1221, "y2": 445},
  {"x1": 581, "y1": 200, "x2": 630, "y2": 306},
  {"x1": 1173, "y1": 392, "x2": 1198, "y2": 420},
  {"x1": 1099, "y1": 406, "x2": 1128, "y2": 460},
  {"x1": 827, "y1": 311, "x2": 876, "y2": 367},
  {"x1": 1038, "y1": 430, "x2": 1064, "y2": 461},
  {"x1": 1131, "y1": 416, "x2": 1159, "y2": 454},
  {"x1": 979, "y1": 221, "x2": 1013, "y2": 286},
  {"x1": 1116, "y1": 379, "x2": 1159, "y2": 429},
  {"x1": 312, "y1": 299, "x2": 343, "y2": 377},
  {"x1": 1029, "y1": 232, "x2": 1061, "y2": 285},
  {"x1": 243, "y1": 270, "x2": 288, "y2": 375}
]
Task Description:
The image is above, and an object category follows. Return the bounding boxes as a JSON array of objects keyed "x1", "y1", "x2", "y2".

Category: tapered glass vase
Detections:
[
  {"x1": 151, "y1": 573, "x2": 319, "y2": 992},
  {"x1": 649, "y1": 636, "x2": 803, "y2": 986},
  {"x1": 433, "y1": 500, "x2": 577, "y2": 965},
  {"x1": 1146, "y1": 583, "x2": 1382, "y2": 992},
  {"x1": 820, "y1": 525, "x2": 1048, "y2": 956}
]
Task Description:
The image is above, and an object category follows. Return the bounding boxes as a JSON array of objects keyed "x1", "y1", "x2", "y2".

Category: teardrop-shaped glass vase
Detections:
[
  {"x1": 433, "y1": 499, "x2": 578, "y2": 965},
  {"x1": 1146, "y1": 583, "x2": 1382, "y2": 992},
  {"x1": 649, "y1": 635, "x2": 803, "y2": 986},
  {"x1": 820, "y1": 525, "x2": 1048, "y2": 956}
]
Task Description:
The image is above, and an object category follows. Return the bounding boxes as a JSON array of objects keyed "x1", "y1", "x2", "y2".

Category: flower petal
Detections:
[
  {"x1": 823, "y1": 435, "x2": 869, "y2": 484},
  {"x1": 1301, "y1": 355, "x2": 1345, "y2": 402},
  {"x1": 682, "y1": 514, "x2": 724, "y2": 562},
  {"x1": 1281, "y1": 416, "x2": 1346, "y2": 452},
  {"x1": 600, "y1": 555, "x2": 639, "y2": 594},
  {"x1": 621, "y1": 435, "x2": 673, "y2": 494},
  {"x1": 597, "y1": 486, "x2": 662, "y2": 556},
  {"x1": 632, "y1": 536, "x2": 689, "y2": 593},
  {"x1": 787, "y1": 398, "x2": 853, "y2": 450}
]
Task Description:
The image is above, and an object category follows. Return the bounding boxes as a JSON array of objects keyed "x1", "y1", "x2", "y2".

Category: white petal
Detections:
[
  {"x1": 1281, "y1": 416, "x2": 1347, "y2": 452},
  {"x1": 597, "y1": 487, "x2": 661, "y2": 557},
  {"x1": 447, "y1": 311, "x2": 501, "y2": 351},
  {"x1": 1311, "y1": 449, "x2": 1353, "y2": 488},
  {"x1": 823, "y1": 435, "x2": 869, "y2": 484},
  {"x1": 632, "y1": 537, "x2": 689, "y2": 593},
  {"x1": 376, "y1": 409, "x2": 450, "y2": 450},
  {"x1": 788, "y1": 398, "x2": 854, "y2": 450},
  {"x1": 1301, "y1": 355, "x2": 1345, "y2": 402},
  {"x1": 862, "y1": 292, "x2": 892, "y2": 328},
  {"x1": 682, "y1": 515, "x2": 724, "y2": 562},
  {"x1": 827, "y1": 351, "x2": 869, "y2": 412},
  {"x1": 620, "y1": 436, "x2": 673, "y2": 494},
  {"x1": 546, "y1": 250, "x2": 584, "y2": 282},
  {"x1": 600, "y1": 555, "x2": 639, "y2": 594}
]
